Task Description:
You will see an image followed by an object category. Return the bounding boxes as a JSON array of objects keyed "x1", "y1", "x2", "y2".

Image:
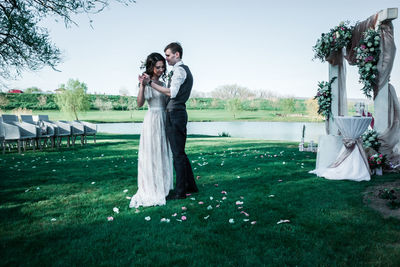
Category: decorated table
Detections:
[{"x1": 312, "y1": 116, "x2": 372, "y2": 181}]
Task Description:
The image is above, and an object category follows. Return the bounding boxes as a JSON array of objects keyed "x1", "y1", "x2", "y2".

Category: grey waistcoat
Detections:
[{"x1": 166, "y1": 64, "x2": 193, "y2": 111}]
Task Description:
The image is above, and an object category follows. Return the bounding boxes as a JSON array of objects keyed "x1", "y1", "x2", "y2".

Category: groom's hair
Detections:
[{"x1": 164, "y1": 42, "x2": 183, "y2": 59}]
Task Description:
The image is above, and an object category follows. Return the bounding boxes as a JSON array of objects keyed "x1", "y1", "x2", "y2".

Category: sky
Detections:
[{"x1": 5, "y1": 0, "x2": 400, "y2": 99}]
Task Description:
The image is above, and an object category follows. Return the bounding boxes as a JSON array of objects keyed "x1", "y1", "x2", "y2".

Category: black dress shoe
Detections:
[
  {"x1": 186, "y1": 188, "x2": 199, "y2": 193},
  {"x1": 166, "y1": 194, "x2": 186, "y2": 200}
]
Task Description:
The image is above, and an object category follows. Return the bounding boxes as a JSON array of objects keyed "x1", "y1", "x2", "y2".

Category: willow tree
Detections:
[
  {"x1": 55, "y1": 79, "x2": 90, "y2": 120},
  {"x1": 0, "y1": 0, "x2": 135, "y2": 81}
]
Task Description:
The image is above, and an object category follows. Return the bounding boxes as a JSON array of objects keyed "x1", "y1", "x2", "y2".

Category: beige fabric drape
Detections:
[{"x1": 375, "y1": 21, "x2": 400, "y2": 167}]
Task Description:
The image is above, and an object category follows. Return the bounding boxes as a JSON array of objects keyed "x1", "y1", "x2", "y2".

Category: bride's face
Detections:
[{"x1": 153, "y1": 61, "x2": 165, "y2": 78}]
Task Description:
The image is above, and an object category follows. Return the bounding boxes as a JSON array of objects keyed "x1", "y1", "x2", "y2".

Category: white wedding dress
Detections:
[{"x1": 129, "y1": 84, "x2": 173, "y2": 208}]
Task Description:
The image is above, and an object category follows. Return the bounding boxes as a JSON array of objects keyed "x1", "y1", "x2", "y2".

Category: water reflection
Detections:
[{"x1": 97, "y1": 122, "x2": 325, "y2": 142}]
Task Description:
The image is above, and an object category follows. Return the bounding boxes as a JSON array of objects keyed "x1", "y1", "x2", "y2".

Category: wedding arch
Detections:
[{"x1": 313, "y1": 8, "x2": 400, "y2": 170}]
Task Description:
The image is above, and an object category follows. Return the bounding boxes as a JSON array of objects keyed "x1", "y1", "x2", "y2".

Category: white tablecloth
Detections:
[{"x1": 312, "y1": 116, "x2": 372, "y2": 181}]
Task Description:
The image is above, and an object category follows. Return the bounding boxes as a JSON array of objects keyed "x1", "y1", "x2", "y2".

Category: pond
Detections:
[{"x1": 97, "y1": 121, "x2": 325, "y2": 142}]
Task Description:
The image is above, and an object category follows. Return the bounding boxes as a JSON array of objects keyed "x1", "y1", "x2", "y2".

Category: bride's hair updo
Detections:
[{"x1": 145, "y1": 52, "x2": 166, "y2": 80}]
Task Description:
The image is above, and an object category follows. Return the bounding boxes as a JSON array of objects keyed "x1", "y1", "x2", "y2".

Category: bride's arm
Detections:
[{"x1": 137, "y1": 75, "x2": 146, "y2": 108}]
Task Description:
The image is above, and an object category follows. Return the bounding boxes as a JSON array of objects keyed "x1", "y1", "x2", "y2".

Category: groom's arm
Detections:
[{"x1": 149, "y1": 82, "x2": 171, "y2": 97}]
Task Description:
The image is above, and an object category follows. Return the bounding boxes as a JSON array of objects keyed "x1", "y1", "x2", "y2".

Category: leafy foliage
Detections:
[
  {"x1": 0, "y1": 0, "x2": 135, "y2": 81},
  {"x1": 362, "y1": 129, "x2": 381, "y2": 152},
  {"x1": 355, "y1": 28, "x2": 381, "y2": 99},
  {"x1": 314, "y1": 77, "x2": 337, "y2": 120},
  {"x1": 55, "y1": 79, "x2": 90, "y2": 120},
  {"x1": 313, "y1": 21, "x2": 353, "y2": 62}
]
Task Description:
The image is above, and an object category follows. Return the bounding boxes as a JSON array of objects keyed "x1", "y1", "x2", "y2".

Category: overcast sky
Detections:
[{"x1": 5, "y1": 0, "x2": 400, "y2": 99}]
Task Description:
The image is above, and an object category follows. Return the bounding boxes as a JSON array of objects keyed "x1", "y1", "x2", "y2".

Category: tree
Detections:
[
  {"x1": 225, "y1": 98, "x2": 243, "y2": 119},
  {"x1": 212, "y1": 84, "x2": 255, "y2": 100},
  {"x1": 127, "y1": 96, "x2": 137, "y2": 119},
  {"x1": 37, "y1": 95, "x2": 47, "y2": 110},
  {"x1": 0, "y1": 93, "x2": 9, "y2": 109},
  {"x1": 0, "y1": 0, "x2": 135, "y2": 81},
  {"x1": 280, "y1": 98, "x2": 296, "y2": 114},
  {"x1": 94, "y1": 97, "x2": 113, "y2": 111},
  {"x1": 55, "y1": 79, "x2": 90, "y2": 120},
  {"x1": 25, "y1": 86, "x2": 42, "y2": 93}
]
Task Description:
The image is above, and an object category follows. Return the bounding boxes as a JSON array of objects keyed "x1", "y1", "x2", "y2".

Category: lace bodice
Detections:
[{"x1": 144, "y1": 83, "x2": 167, "y2": 110}]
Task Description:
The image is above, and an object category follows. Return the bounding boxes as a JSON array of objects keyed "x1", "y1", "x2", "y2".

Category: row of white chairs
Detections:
[{"x1": 0, "y1": 114, "x2": 97, "y2": 154}]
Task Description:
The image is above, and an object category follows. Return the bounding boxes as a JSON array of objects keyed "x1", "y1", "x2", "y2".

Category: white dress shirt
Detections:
[{"x1": 169, "y1": 61, "x2": 187, "y2": 98}]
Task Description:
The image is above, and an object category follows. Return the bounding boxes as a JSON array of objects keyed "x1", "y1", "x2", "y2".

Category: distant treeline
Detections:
[{"x1": 0, "y1": 92, "x2": 308, "y2": 113}]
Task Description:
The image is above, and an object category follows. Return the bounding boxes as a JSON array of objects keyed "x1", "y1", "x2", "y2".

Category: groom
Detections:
[{"x1": 143, "y1": 42, "x2": 198, "y2": 200}]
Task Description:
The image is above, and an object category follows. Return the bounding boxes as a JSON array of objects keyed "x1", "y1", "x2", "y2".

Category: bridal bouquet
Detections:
[
  {"x1": 362, "y1": 129, "x2": 381, "y2": 152},
  {"x1": 313, "y1": 21, "x2": 353, "y2": 62},
  {"x1": 355, "y1": 28, "x2": 381, "y2": 98},
  {"x1": 314, "y1": 77, "x2": 337, "y2": 120},
  {"x1": 368, "y1": 153, "x2": 386, "y2": 170}
]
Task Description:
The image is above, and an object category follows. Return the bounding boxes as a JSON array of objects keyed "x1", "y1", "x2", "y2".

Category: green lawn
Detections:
[
  {"x1": 1, "y1": 134, "x2": 399, "y2": 266},
  {"x1": 27, "y1": 109, "x2": 322, "y2": 123}
]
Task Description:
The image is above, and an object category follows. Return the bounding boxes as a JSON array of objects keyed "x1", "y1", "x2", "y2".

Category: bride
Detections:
[{"x1": 129, "y1": 52, "x2": 173, "y2": 208}]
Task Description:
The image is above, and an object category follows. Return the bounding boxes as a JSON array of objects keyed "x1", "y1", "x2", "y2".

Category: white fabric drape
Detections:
[{"x1": 313, "y1": 117, "x2": 372, "y2": 181}]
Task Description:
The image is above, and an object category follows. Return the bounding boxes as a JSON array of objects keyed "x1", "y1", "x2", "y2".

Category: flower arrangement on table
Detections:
[
  {"x1": 368, "y1": 153, "x2": 386, "y2": 170},
  {"x1": 313, "y1": 21, "x2": 353, "y2": 62},
  {"x1": 314, "y1": 77, "x2": 337, "y2": 120},
  {"x1": 362, "y1": 129, "x2": 381, "y2": 152},
  {"x1": 354, "y1": 28, "x2": 381, "y2": 98}
]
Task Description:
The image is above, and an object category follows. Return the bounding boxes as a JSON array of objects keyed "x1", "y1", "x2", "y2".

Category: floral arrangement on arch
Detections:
[
  {"x1": 355, "y1": 28, "x2": 381, "y2": 98},
  {"x1": 313, "y1": 22, "x2": 353, "y2": 62},
  {"x1": 314, "y1": 76, "x2": 337, "y2": 120},
  {"x1": 362, "y1": 129, "x2": 381, "y2": 152},
  {"x1": 368, "y1": 153, "x2": 386, "y2": 169}
]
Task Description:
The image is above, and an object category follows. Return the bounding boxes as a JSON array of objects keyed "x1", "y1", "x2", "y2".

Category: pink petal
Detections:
[
  {"x1": 181, "y1": 216, "x2": 187, "y2": 221},
  {"x1": 240, "y1": 211, "x2": 249, "y2": 216},
  {"x1": 196, "y1": 176, "x2": 201, "y2": 180},
  {"x1": 107, "y1": 216, "x2": 114, "y2": 221},
  {"x1": 251, "y1": 221, "x2": 257, "y2": 225},
  {"x1": 172, "y1": 213, "x2": 177, "y2": 217},
  {"x1": 198, "y1": 201, "x2": 204, "y2": 205},
  {"x1": 182, "y1": 207, "x2": 187, "y2": 211}
]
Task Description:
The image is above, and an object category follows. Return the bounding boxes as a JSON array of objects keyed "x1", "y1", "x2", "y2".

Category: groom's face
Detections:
[{"x1": 165, "y1": 49, "x2": 180, "y2": 66}]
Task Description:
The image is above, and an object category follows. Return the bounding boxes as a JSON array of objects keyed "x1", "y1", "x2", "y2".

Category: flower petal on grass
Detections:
[
  {"x1": 221, "y1": 191, "x2": 227, "y2": 194},
  {"x1": 229, "y1": 218, "x2": 235, "y2": 224},
  {"x1": 240, "y1": 211, "x2": 249, "y2": 216},
  {"x1": 268, "y1": 195, "x2": 275, "y2": 198},
  {"x1": 181, "y1": 216, "x2": 187, "y2": 221},
  {"x1": 204, "y1": 215, "x2": 210, "y2": 220},
  {"x1": 277, "y1": 219, "x2": 290, "y2": 224},
  {"x1": 182, "y1": 206, "x2": 187, "y2": 211},
  {"x1": 243, "y1": 219, "x2": 250, "y2": 222},
  {"x1": 207, "y1": 205, "x2": 213, "y2": 210},
  {"x1": 145, "y1": 216, "x2": 151, "y2": 221},
  {"x1": 113, "y1": 207, "x2": 119, "y2": 214},
  {"x1": 236, "y1": 201, "x2": 243, "y2": 205},
  {"x1": 126, "y1": 196, "x2": 131, "y2": 200},
  {"x1": 251, "y1": 221, "x2": 257, "y2": 225},
  {"x1": 123, "y1": 189, "x2": 128, "y2": 193},
  {"x1": 51, "y1": 218, "x2": 57, "y2": 222},
  {"x1": 172, "y1": 213, "x2": 177, "y2": 217},
  {"x1": 107, "y1": 216, "x2": 114, "y2": 221},
  {"x1": 198, "y1": 201, "x2": 204, "y2": 205},
  {"x1": 91, "y1": 182, "x2": 96, "y2": 185}
]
